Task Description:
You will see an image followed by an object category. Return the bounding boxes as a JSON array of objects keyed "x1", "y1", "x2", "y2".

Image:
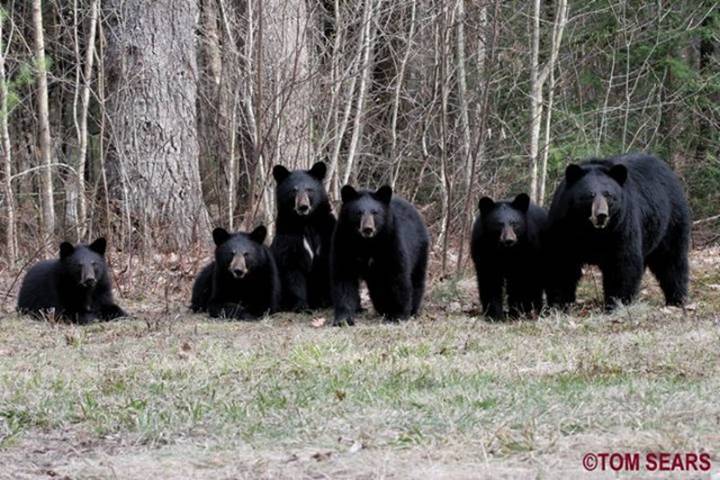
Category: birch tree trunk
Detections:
[
  {"x1": 33, "y1": 0, "x2": 56, "y2": 239},
  {"x1": 529, "y1": 0, "x2": 568, "y2": 204},
  {"x1": 104, "y1": 0, "x2": 209, "y2": 248},
  {"x1": 75, "y1": 0, "x2": 100, "y2": 238},
  {"x1": 0, "y1": 10, "x2": 16, "y2": 264}
]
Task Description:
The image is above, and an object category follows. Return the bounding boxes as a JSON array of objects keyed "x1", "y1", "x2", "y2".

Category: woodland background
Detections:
[{"x1": 0, "y1": 0, "x2": 719, "y2": 275}]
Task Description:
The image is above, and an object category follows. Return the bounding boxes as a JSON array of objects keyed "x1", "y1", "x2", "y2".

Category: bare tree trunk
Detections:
[
  {"x1": 695, "y1": 12, "x2": 714, "y2": 162},
  {"x1": 33, "y1": 0, "x2": 56, "y2": 239},
  {"x1": 528, "y1": 0, "x2": 542, "y2": 203},
  {"x1": 104, "y1": 0, "x2": 209, "y2": 249},
  {"x1": 76, "y1": 0, "x2": 100, "y2": 238},
  {"x1": 0, "y1": 11, "x2": 17, "y2": 265},
  {"x1": 529, "y1": 0, "x2": 567, "y2": 204},
  {"x1": 342, "y1": 0, "x2": 376, "y2": 186},
  {"x1": 455, "y1": 0, "x2": 471, "y2": 194}
]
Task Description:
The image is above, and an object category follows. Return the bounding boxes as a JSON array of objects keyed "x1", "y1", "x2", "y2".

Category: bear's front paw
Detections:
[{"x1": 332, "y1": 316, "x2": 355, "y2": 327}]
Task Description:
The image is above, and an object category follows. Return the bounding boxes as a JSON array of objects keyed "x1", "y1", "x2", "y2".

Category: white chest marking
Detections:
[{"x1": 303, "y1": 237, "x2": 315, "y2": 263}]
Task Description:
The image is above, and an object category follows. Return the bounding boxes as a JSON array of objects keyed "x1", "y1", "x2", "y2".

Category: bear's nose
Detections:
[
  {"x1": 500, "y1": 238, "x2": 516, "y2": 247},
  {"x1": 82, "y1": 277, "x2": 96, "y2": 287},
  {"x1": 297, "y1": 204, "x2": 310, "y2": 214},
  {"x1": 595, "y1": 213, "x2": 608, "y2": 226},
  {"x1": 232, "y1": 268, "x2": 246, "y2": 278},
  {"x1": 361, "y1": 227, "x2": 375, "y2": 237}
]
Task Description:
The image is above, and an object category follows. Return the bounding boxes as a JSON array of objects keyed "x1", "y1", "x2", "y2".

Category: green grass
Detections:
[{"x1": 0, "y1": 253, "x2": 719, "y2": 478}]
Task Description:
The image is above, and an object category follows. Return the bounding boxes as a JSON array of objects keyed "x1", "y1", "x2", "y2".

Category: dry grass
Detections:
[{"x1": 0, "y1": 249, "x2": 719, "y2": 479}]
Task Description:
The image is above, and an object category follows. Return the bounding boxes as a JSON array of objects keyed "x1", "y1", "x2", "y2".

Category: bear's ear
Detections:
[
  {"x1": 212, "y1": 227, "x2": 231, "y2": 246},
  {"x1": 374, "y1": 185, "x2": 393, "y2": 205},
  {"x1": 272, "y1": 165, "x2": 290, "y2": 183},
  {"x1": 341, "y1": 185, "x2": 359, "y2": 203},
  {"x1": 89, "y1": 237, "x2": 107, "y2": 256},
  {"x1": 59, "y1": 242, "x2": 75, "y2": 259},
  {"x1": 308, "y1": 162, "x2": 327, "y2": 180},
  {"x1": 478, "y1": 197, "x2": 495, "y2": 215},
  {"x1": 511, "y1": 193, "x2": 530, "y2": 213},
  {"x1": 608, "y1": 164, "x2": 627, "y2": 186},
  {"x1": 565, "y1": 164, "x2": 585, "y2": 184},
  {"x1": 249, "y1": 225, "x2": 267, "y2": 244}
]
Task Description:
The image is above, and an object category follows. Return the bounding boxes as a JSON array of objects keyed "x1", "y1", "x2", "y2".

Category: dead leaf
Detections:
[
  {"x1": 181, "y1": 341, "x2": 192, "y2": 352},
  {"x1": 335, "y1": 390, "x2": 346, "y2": 401},
  {"x1": 311, "y1": 451, "x2": 332, "y2": 462},
  {"x1": 348, "y1": 441, "x2": 363, "y2": 453},
  {"x1": 311, "y1": 317, "x2": 327, "y2": 328}
]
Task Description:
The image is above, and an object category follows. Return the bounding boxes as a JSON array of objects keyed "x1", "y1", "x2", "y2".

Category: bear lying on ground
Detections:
[
  {"x1": 331, "y1": 185, "x2": 429, "y2": 326},
  {"x1": 471, "y1": 193, "x2": 547, "y2": 320},
  {"x1": 191, "y1": 226, "x2": 280, "y2": 319},
  {"x1": 271, "y1": 162, "x2": 336, "y2": 311},
  {"x1": 17, "y1": 238, "x2": 127, "y2": 323},
  {"x1": 545, "y1": 153, "x2": 690, "y2": 310}
]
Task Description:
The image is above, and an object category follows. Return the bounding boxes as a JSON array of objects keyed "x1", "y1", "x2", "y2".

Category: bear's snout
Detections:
[
  {"x1": 295, "y1": 192, "x2": 311, "y2": 215},
  {"x1": 360, "y1": 213, "x2": 376, "y2": 238},
  {"x1": 499, "y1": 225, "x2": 517, "y2": 247},
  {"x1": 80, "y1": 266, "x2": 96, "y2": 287},
  {"x1": 229, "y1": 254, "x2": 248, "y2": 279},
  {"x1": 590, "y1": 194, "x2": 610, "y2": 229}
]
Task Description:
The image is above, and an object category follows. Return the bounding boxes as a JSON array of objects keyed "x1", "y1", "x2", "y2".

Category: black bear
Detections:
[
  {"x1": 17, "y1": 238, "x2": 127, "y2": 323},
  {"x1": 331, "y1": 185, "x2": 429, "y2": 326},
  {"x1": 471, "y1": 193, "x2": 547, "y2": 320},
  {"x1": 271, "y1": 161, "x2": 336, "y2": 311},
  {"x1": 545, "y1": 153, "x2": 690, "y2": 310},
  {"x1": 191, "y1": 226, "x2": 280, "y2": 319}
]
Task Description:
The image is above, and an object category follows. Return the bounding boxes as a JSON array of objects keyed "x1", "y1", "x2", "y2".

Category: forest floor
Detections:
[{"x1": 0, "y1": 248, "x2": 719, "y2": 479}]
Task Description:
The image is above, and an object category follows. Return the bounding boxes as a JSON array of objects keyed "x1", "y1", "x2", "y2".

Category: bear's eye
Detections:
[
  {"x1": 243, "y1": 252, "x2": 249, "y2": 258},
  {"x1": 306, "y1": 188, "x2": 314, "y2": 193},
  {"x1": 371, "y1": 209, "x2": 379, "y2": 215}
]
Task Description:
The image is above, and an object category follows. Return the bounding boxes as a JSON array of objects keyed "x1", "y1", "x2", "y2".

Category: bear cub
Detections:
[
  {"x1": 471, "y1": 193, "x2": 547, "y2": 320},
  {"x1": 191, "y1": 226, "x2": 280, "y2": 319},
  {"x1": 331, "y1": 185, "x2": 429, "y2": 326},
  {"x1": 545, "y1": 153, "x2": 690, "y2": 310},
  {"x1": 271, "y1": 162, "x2": 336, "y2": 311},
  {"x1": 17, "y1": 238, "x2": 127, "y2": 323}
]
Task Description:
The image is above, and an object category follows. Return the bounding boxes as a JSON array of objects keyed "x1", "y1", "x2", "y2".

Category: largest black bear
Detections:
[
  {"x1": 271, "y1": 162, "x2": 336, "y2": 311},
  {"x1": 17, "y1": 238, "x2": 127, "y2": 323},
  {"x1": 546, "y1": 153, "x2": 690, "y2": 310},
  {"x1": 331, "y1": 185, "x2": 429, "y2": 326}
]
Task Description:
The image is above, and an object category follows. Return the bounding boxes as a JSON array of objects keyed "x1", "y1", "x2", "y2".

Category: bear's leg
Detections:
[
  {"x1": 208, "y1": 301, "x2": 246, "y2": 319},
  {"x1": 410, "y1": 252, "x2": 428, "y2": 315},
  {"x1": 76, "y1": 310, "x2": 97, "y2": 324},
  {"x1": 369, "y1": 272, "x2": 413, "y2": 322},
  {"x1": 507, "y1": 279, "x2": 527, "y2": 319},
  {"x1": 546, "y1": 260, "x2": 582, "y2": 309},
  {"x1": 647, "y1": 229, "x2": 689, "y2": 307},
  {"x1": 280, "y1": 269, "x2": 310, "y2": 312},
  {"x1": 478, "y1": 272, "x2": 504, "y2": 320},
  {"x1": 332, "y1": 275, "x2": 360, "y2": 326},
  {"x1": 309, "y1": 257, "x2": 333, "y2": 309},
  {"x1": 98, "y1": 303, "x2": 127, "y2": 320},
  {"x1": 600, "y1": 251, "x2": 644, "y2": 310},
  {"x1": 530, "y1": 285, "x2": 544, "y2": 317}
]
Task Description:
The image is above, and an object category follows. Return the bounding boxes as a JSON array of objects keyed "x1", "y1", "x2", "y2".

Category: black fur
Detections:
[
  {"x1": 270, "y1": 162, "x2": 336, "y2": 311},
  {"x1": 546, "y1": 153, "x2": 690, "y2": 310},
  {"x1": 331, "y1": 185, "x2": 429, "y2": 326},
  {"x1": 191, "y1": 226, "x2": 280, "y2": 319},
  {"x1": 17, "y1": 238, "x2": 127, "y2": 323},
  {"x1": 471, "y1": 193, "x2": 547, "y2": 320}
]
